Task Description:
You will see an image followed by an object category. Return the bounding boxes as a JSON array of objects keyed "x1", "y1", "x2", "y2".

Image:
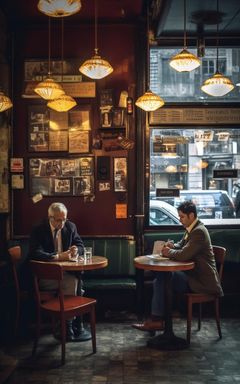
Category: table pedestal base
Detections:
[
  {"x1": 147, "y1": 331, "x2": 189, "y2": 350},
  {"x1": 73, "y1": 327, "x2": 92, "y2": 342}
]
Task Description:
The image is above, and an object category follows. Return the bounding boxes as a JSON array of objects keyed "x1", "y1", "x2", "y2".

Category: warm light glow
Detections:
[
  {"x1": 34, "y1": 78, "x2": 65, "y2": 100},
  {"x1": 201, "y1": 71, "x2": 234, "y2": 97},
  {"x1": 79, "y1": 53, "x2": 113, "y2": 80},
  {"x1": 0, "y1": 91, "x2": 13, "y2": 112},
  {"x1": 47, "y1": 94, "x2": 77, "y2": 112},
  {"x1": 135, "y1": 90, "x2": 165, "y2": 112},
  {"x1": 169, "y1": 49, "x2": 201, "y2": 72},
  {"x1": 37, "y1": 0, "x2": 81, "y2": 17}
]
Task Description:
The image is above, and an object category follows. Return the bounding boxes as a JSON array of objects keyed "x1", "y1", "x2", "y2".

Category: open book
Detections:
[{"x1": 152, "y1": 240, "x2": 166, "y2": 255}]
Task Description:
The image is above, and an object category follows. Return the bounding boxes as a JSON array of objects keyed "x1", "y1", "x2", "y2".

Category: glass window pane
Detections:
[
  {"x1": 149, "y1": 128, "x2": 240, "y2": 226},
  {"x1": 150, "y1": 47, "x2": 240, "y2": 103}
]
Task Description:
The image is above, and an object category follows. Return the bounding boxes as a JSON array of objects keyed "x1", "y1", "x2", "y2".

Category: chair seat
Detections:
[
  {"x1": 186, "y1": 292, "x2": 217, "y2": 303},
  {"x1": 42, "y1": 296, "x2": 96, "y2": 312}
]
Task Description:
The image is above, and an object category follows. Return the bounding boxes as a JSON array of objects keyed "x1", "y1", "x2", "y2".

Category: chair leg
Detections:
[
  {"x1": 14, "y1": 292, "x2": 20, "y2": 336},
  {"x1": 60, "y1": 319, "x2": 66, "y2": 365},
  {"x1": 187, "y1": 299, "x2": 192, "y2": 345},
  {"x1": 215, "y1": 298, "x2": 222, "y2": 339},
  {"x1": 198, "y1": 303, "x2": 202, "y2": 331},
  {"x1": 32, "y1": 309, "x2": 41, "y2": 356},
  {"x1": 89, "y1": 306, "x2": 96, "y2": 353}
]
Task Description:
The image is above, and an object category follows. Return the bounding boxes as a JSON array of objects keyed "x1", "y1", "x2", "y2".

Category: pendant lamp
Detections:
[
  {"x1": 34, "y1": 18, "x2": 65, "y2": 100},
  {"x1": 38, "y1": 0, "x2": 81, "y2": 17},
  {"x1": 0, "y1": 91, "x2": 13, "y2": 112},
  {"x1": 48, "y1": 18, "x2": 76, "y2": 111},
  {"x1": 79, "y1": 0, "x2": 113, "y2": 80},
  {"x1": 201, "y1": 0, "x2": 234, "y2": 97},
  {"x1": 169, "y1": 0, "x2": 200, "y2": 72},
  {"x1": 135, "y1": 10, "x2": 164, "y2": 112}
]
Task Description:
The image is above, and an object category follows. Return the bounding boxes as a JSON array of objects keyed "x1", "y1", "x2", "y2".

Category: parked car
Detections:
[
  {"x1": 174, "y1": 190, "x2": 236, "y2": 219},
  {"x1": 150, "y1": 200, "x2": 180, "y2": 226}
]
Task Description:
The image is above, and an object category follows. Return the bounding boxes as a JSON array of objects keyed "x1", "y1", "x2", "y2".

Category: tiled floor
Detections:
[{"x1": 1, "y1": 313, "x2": 240, "y2": 384}]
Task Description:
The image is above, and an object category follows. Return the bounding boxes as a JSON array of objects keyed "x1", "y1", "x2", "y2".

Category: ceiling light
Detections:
[
  {"x1": 79, "y1": 0, "x2": 113, "y2": 80},
  {"x1": 0, "y1": 91, "x2": 13, "y2": 112},
  {"x1": 135, "y1": 10, "x2": 165, "y2": 112},
  {"x1": 169, "y1": 0, "x2": 200, "y2": 72},
  {"x1": 47, "y1": 94, "x2": 77, "y2": 111},
  {"x1": 201, "y1": 71, "x2": 234, "y2": 97},
  {"x1": 135, "y1": 90, "x2": 164, "y2": 112},
  {"x1": 38, "y1": 0, "x2": 81, "y2": 17},
  {"x1": 47, "y1": 18, "x2": 76, "y2": 111},
  {"x1": 201, "y1": 0, "x2": 234, "y2": 97},
  {"x1": 34, "y1": 17, "x2": 65, "y2": 100}
]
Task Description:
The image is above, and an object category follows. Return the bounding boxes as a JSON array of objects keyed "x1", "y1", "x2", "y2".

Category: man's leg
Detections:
[{"x1": 132, "y1": 272, "x2": 165, "y2": 331}]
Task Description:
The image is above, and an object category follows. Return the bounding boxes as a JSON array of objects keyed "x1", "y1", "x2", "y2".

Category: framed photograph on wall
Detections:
[
  {"x1": 113, "y1": 157, "x2": 127, "y2": 192},
  {"x1": 29, "y1": 157, "x2": 94, "y2": 196},
  {"x1": 68, "y1": 105, "x2": 91, "y2": 131},
  {"x1": 28, "y1": 104, "x2": 92, "y2": 153}
]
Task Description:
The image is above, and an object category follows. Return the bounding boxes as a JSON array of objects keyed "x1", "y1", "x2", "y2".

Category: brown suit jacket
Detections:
[{"x1": 168, "y1": 220, "x2": 223, "y2": 296}]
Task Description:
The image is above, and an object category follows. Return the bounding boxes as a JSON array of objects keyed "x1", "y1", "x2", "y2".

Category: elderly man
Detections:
[
  {"x1": 132, "y1": 200, "x2": 223, "y2": 331},
  {"x1": 29, "y1": 202, "x2": 84, "y2": 340}
]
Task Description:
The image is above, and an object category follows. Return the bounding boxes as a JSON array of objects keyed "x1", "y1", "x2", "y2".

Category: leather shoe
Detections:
[{"x1": 131, "y1": 319, "x2": 165, "y2": 331}]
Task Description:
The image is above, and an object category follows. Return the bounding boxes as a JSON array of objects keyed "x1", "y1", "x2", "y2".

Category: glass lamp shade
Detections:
[
  {"x1": 201, "y1": 71, "x2": 234, "y2": 97},
  {"x1": 37, "y1": 0, "x2": 81, "y2": 17},
  {"x1": 169, "y1": 49, "x2": 201, "y2": 72},
  {"x1": 47, "y1": 94, "x2": 77, "y2": 112},
  {"x1": 135, "y1": 90, "x2": 165, "y2": 112},
  {"x1": 0, "y1": 91, "x2": 13, "y2": 112},
  {"x1": 34, "y1": 78, "x2": 65, "y2": 100},
  {"x1": 79, "y1": 54, "x2": 113, "y2": 80}
]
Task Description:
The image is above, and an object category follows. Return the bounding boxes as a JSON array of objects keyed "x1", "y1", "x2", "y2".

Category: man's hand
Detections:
[
  {"x1": 162, "y1": 246, "x2": 170, "y2": 257},
  {"x1": 58, "y1": 250, "x2": 71, "y2": 261},
  {"x1": 69, "y1": 245, "x2": 78, "y2": 259}
]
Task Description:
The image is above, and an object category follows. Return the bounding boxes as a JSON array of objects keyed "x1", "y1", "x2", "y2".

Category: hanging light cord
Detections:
[
  {"x1": 48, "y1": 16, "x2": 51, "y2": 75},
  {"x1": 147, "y1": 7, "x2": 150, "y2": 89},
  {"x1": 94, "y1": 0, "x2": 98, "y2": 55},
  {"x1": 216, "y1": 0, "x2": 219, "y2": 71},
  {"x1": 61, "y1": 17, "x2": 64, "y2": 80},
  {"x1": 183, "y1": 0, "x2": 187, "y2": 49}
]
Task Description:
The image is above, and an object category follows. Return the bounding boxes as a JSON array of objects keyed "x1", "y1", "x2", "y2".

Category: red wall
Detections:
[{"x1": 12, "y1": 22, "x2": 138, "y2": 237}]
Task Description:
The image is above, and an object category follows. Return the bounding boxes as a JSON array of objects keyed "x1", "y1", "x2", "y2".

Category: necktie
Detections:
[{"x1": 53, "y1": 229, "x2": 58, "y2": 252}]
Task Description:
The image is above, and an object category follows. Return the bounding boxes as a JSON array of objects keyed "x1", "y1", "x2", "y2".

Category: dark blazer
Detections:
[
  {"x1": 168, "y1": 220, "x2": 223, "y2": 296},
  {"x1": 29, "y1": 219, "x2": 84, "y2": 261}
]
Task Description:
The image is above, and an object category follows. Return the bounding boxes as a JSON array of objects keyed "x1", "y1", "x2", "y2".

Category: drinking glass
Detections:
[{"x1": 84, "y1": 247, "x2": 92, "y2": 263}]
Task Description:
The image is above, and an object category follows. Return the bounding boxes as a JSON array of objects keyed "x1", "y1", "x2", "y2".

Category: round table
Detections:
[
  {"x1": 134, "y1": 255, "x2": 194, "y2": 350},
  {"x1": 54, "y1": 256, "x2": 108, "y2": 341}
]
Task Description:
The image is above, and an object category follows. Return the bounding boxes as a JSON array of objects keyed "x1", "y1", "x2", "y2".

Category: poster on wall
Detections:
[
  {"x1": 113, "y1": 157, "x2": 127, "y2": 192},
  {"x1": 29, "y1": 157, "x2": 94, "y2": 196},
  {"x1": 28, "y1": 105, "x2": 92, "y2": 153}
]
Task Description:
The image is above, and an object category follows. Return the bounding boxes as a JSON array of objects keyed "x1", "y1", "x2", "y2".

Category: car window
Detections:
[{"x1": 150, "y1": 208, "x2": 177, "y2": 225}]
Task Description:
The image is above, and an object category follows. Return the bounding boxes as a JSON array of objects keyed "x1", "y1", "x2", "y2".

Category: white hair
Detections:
[{"x1": 48, "y1": 202, "x2": 68, "y2": 217}]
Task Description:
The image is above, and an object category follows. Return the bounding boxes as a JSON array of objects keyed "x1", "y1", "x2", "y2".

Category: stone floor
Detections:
[{"x1": 1, "y1": 313, "x2": 240, "y2": 384}]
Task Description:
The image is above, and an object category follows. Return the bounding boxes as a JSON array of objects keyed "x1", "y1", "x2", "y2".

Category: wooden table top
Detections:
[
  {"x1": 134, "y1": 256, "x2": 194, "y2": 272},
  {"x1": 52, "y1": 256, "x2": 108, "y2": 271}
]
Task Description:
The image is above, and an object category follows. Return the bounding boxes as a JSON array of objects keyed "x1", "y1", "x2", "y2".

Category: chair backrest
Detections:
[
  {"x1": 8, "y1": 246, "x2": 22, "y2": 293},
  {"x1": 30, "y1": 261, "x2": 64, "y2": 309},
  {"x1": 212, "y1": 245, "x2": 226, "y2": 281},
  {"x1": 30, "y1": 260, "x2": 63, "y2": 281}
]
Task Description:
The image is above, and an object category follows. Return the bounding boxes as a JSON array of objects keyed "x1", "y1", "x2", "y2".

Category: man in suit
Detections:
[
  {"x1": 132, "y1": 200, "x2": 223, "y2": 331},
  {"x1": 29, "y1": 202, "x2": 85, "y2": 340}
]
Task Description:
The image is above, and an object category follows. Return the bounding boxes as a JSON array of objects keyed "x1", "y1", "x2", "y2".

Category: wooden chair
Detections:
[
  {"x1": 186, "y1": 245, "x2": 226, "y2": 344},
  {"x1": 30, "y1": 260, "x2": 97, "y2": 365},
  {"x1": 8, "y1": 246, "x2": 28, "y2": 335}
]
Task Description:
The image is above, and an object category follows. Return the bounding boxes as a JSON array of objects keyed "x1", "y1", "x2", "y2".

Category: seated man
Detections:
[
  {"x1": 133, "y1": 200, "x2": 223, "y2": 331},
  {"x1": 29, "y1": 202, "x2": 84, "y2": 340}
]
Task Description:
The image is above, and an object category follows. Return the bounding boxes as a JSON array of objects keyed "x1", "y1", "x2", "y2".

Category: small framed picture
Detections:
[
  {"x1": 112, "y1": 107, "x2": 125, "y2": 127},
  {"x1": 11, "y1": 174, "x2": 24, "y2": 189},
  {"x1": 113, "y1": 157, "x2": 127, "y2": 192}
]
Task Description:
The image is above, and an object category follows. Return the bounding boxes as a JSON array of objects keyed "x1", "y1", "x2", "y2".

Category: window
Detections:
[
  {"x1": 150, "y1": 47, "x2": 240, "y2": 102},
  {"x1": 149, "y1": 127, "x2": 240, "y2": 226}
]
